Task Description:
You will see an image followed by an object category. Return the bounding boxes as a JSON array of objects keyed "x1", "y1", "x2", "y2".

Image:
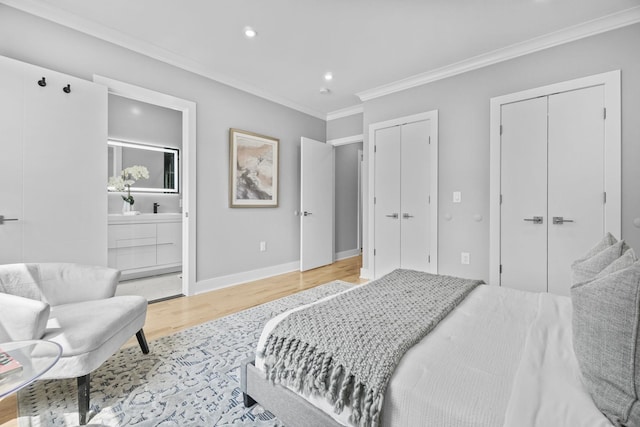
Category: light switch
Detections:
[{"x1": 453, "y1": 191, "x2": 462, "y2": 203}]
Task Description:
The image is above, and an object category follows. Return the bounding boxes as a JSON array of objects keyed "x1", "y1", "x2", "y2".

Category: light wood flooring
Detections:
[{"x1": 0, "y1": 256, "x2": 365, "y2": 426}]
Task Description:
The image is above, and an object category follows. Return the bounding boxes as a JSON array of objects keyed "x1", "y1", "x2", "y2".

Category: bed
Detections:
[{"x1": 241, "y1": 234, "x2": 640, "y2": 427}]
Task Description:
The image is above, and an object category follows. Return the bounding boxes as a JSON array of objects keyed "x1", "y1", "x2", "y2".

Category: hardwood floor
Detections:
[{"x1": 0, "y1": 256, "x2": 365, "y2": 426}]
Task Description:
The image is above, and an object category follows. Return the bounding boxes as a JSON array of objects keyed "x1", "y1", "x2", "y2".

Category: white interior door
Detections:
[
  {"x1": 400, "y1": 120, "x2": 431, "y2": 271},
  {"x1": 500, "y1": 97, "x2": 548, "y2": 293},
  {"x1": 547, "y1": 86, "x2": 605, "y2": 295},
  {"x1": 300, "y1": 137, "x2": 334, "y2": 271},
  {"x1": 0, "y1": 58, "x2": 24, "y2": 263},
  {"x1": 373, "y1": 126, "x2": 401, "y2": 277}
]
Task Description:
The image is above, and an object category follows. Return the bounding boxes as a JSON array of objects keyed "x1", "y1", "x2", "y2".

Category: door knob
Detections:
[
  {"x1": 402, "y1": 213, "x2": 414, "y2": 219},
  {"x1": 385, "y1": 213, "x2": 399, "y2": 219},
  {"x1": 303, "y1": 211, "x2": 312, "y2": 216},
  {"x1": 0, "y1": 215, "x2": 19, "y2": 225},
  {"x1": 523, "y1": 216, "x2": 543, "y2": 224},
  {"x1": 553, "y1": 216, "x2": 574, "y2": 225}
]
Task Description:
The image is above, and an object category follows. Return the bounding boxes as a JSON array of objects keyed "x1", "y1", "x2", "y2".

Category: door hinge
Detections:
[
  {"x1": 500, "y1": 124, "x2": 503, "y2": 135},
  {"x1": 374, "y1": 197, "x2": 377, "y2": 204},
  {"x1": 500, "y1": 194, "x2": 503, "y2": 204},
  {"x1": 428, "y1": 254, "x2": 431, "y2": 263},
  {"x1": 603, "y1": 192, "x2": 607, "y2": 203},
  {"x1": 428, "y1": 136, "x2": 431, "y2": 145},
  {"x1": 374, "y1": 249, "x2": 377, "y2": 256},
  {"x1": 428, "y1": 195, "x2": 431, "y2": 204},
  {"x1": 374, "y1": 145, "x2": 377, "y2": 153},
  {"x1": 603, "y1": 108, "x2": 607, "y2": 120},
  {"x1": 500, "y1": 264, "x2": 503, "y2": 274}
]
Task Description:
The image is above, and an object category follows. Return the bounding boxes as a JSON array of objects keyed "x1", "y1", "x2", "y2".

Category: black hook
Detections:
[
  {"x1": 63, "y1": 84, "x2": 71, "y2": 94},
  {"x1": 37, "y1": 77, "x2": 46, "y2": 87}
]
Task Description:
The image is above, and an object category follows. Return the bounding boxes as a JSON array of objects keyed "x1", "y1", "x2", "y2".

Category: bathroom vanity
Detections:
[{"x1": 108, "y1": 213, "x2": 182, "y2": 280}]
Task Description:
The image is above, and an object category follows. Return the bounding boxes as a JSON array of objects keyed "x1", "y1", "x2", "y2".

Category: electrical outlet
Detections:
[
  {"x1": 453, "y1": 192, "x2": 462, "y2": 203},
  {"x1": 461, "y1": 252, "x2": 470, "y2": 265},
  {"x1": 260, "y1": 241, "x2": 267, "y2": 252}
]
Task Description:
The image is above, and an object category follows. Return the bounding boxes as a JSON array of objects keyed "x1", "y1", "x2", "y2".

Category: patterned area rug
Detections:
[{"x1": 18, "y1": 280, "x2": 352, "y2": 426}]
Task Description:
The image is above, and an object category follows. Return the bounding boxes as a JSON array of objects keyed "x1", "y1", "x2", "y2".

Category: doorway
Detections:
[{"x1": 94, "y1": 76, "x2": 197, "y2": 296}]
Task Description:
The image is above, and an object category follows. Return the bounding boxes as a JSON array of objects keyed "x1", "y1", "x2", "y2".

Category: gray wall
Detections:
[
  {"x1": 335, "y1": 142, "x2": 363, "y2": 254},
  {"x1": 362, "y1": 23, "x2": 640, "y2": 282},
  {"x1": 0, "y1": 5, "x2": 326, "y2": 282},
  {"x1": 327, "y1": 113, "x2": 364, "y2": 141},
  {"x1": 108, "y1": 94, "x2": 183, "y2": 214}
]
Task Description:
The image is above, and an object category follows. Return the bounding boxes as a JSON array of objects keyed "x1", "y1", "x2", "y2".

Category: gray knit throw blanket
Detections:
[{"x1": 260, "y1": 269, "x2": 483, "y2": 426}]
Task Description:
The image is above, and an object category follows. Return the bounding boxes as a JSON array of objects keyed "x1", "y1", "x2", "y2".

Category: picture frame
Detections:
[{"x1": 229, "y1": 128, "x2": 279, "y2": 208}]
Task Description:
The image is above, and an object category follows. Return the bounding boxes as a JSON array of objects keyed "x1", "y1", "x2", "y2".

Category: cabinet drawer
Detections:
[
  {"x1": 157, "y1": 222, "x2": 181, "y2": 245},
  {"x1": 157, "y1": 243, "x2": 181, "y2": 265},
  {"x1": 114, "y1": 245, "x2": 156, "y2": 271},
  {"x1": 108, "y1": 223, "x2": 156, "y2": 248}
]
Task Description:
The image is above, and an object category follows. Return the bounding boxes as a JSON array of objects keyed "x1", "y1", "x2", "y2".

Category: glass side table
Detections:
[{"x1": 0, "y1": 340, "x2": 62, "y2": 398}]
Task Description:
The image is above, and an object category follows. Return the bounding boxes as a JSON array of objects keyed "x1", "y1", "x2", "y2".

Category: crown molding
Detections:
[
  {"x1": 357, "y1": 6, "x2": 640, "y2": 102},
  {"x1": 327, "y1": 134, "x2": 364, "y2": 147},
  {"x1": 0, "y1": 0, "x2": 326, "y2": 120},
  {"x1": 326, "y1": 104, "x2": 364, "y2": 121}
]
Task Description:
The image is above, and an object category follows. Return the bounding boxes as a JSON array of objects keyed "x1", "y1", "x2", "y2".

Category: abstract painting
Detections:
[{"x1": 229, "y1": 128, "x2": 279, "y2": 207}]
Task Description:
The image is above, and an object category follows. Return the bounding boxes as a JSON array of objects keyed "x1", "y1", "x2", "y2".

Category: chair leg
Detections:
[
  {"x1": 136, "y1": 329, "x2": 150, "y2": 354},
  {"x1": 77, "y1": 374, "x2": 90, "y2": 425}
]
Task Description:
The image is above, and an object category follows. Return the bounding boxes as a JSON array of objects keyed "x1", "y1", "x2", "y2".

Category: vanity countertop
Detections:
[{"x1": 108, "y1": 213, "x2": 182, "y2": 224}]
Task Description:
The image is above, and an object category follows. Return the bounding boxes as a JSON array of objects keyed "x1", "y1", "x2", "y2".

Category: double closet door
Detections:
[
  {"x1": 374, "y1": 119, "x2": 432, "y2": 278},
  {"x1": 500, "y1": 85, "x2": 606, "y2": 296}
]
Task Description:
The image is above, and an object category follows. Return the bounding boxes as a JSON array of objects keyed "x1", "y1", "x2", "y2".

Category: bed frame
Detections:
[{"x1": 241, "y1": 358, "x2": 343, "y2": 427}]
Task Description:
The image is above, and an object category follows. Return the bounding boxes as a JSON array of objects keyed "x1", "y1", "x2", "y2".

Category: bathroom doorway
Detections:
[{"x1": 95, "y1": 75, "x2": 197, "y2": 297}]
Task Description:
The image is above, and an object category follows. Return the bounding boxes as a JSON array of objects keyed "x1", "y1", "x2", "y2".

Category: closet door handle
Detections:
[
  {"x1": 0, "y1": 215, "x2": 19, "y2": 225},
  {"x1": 523, "y1": 216, "x2": 543, "y2": 224},
  {"x1": 386, "y1": 213, "x2": 399, "y2": 219},
  {"x1": 402, "y1": 213, "x2": 414, "y2": 219},
  {"x1": 552, "y1": 216, "x2": 574, "y2": 225}
]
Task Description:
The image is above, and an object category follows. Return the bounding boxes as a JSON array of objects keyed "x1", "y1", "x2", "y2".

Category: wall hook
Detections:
[
  {"x1": 37, "y1": 77, "x2": 46, "y2": 87},
  {"x1": 63, "y1": 84, "x2": 71, "y2": 94}
]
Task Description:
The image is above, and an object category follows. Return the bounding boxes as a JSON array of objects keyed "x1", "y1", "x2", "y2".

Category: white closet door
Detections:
[
  {"x1": 374, "y1": 126, "x2": 401, "y2": 277},
  {"x1": 547, "y1": 86, "x2": 605, "y2": 295},
  {"x1": 400, "y1": 120, "x2": 431, "y2": 271},
  {"x1": 0, "y1": 58, "x2": 24, "y2": 263},
  {"x1": 500, "y1": 97, "x2": 548, "y2": 293}
]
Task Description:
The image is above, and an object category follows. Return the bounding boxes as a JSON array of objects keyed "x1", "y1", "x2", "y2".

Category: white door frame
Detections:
[
  {"x1": 93, "y1": 75, "x2": 197, "y2": 296},
  {"x1": 489, "y1": 70, "x2": 621, "y2": 286},
  {"x1": 367, "y1": 110, "x2": 439, "y2": 278}
]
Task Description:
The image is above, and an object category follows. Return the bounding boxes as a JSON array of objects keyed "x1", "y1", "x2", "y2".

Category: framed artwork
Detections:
[{"x1": 229, "y1": 128, "x2": 279, "y2": 207}]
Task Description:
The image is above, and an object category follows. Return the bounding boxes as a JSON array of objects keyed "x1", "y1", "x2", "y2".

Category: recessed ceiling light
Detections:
[
  {"x1": 319, "y1": 87, "x2": 331, "y2": 95},
  {"x1": 324, "y1": 72, "x2": 333, "y2": 81},
  {"x1": 244, "y1": 27, "x2": 257, "y2": 38}
]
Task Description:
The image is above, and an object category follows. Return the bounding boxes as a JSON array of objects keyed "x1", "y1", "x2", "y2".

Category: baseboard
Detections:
[
  {"x1": 335, "y1": 248, "x2": 361, "y2": 261},
  {"x1": 194, "y1": 261, "x2": 300, "y2": 295},
  {"x1": 360, "y1": 268, "x2": 373, "y2": 280}
]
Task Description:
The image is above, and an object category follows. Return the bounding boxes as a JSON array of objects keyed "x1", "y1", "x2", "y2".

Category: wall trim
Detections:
[
  {"x1": 195, "y1": 261, "x2": 300, "y2": 295},
  {"x1": 327, "y1": 134, "x2": 364, "y2": 147},
  {"x1": 357, "y1": 6, "x2": 640, "y2": 102},
  {"x1": 1, "y1": 0, "x2": 326, "y2": 120},
  {"x1": 326, "y1": 104, "x2": 364, "y2": 121},
  {"x1": 336, "y1": 249, "x2": 361, "y2": 261}
]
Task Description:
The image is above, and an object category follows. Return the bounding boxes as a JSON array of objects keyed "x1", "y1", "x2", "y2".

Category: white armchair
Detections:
[{"x1": 0, "y1": 263, "x2": 149, "y2": 425}]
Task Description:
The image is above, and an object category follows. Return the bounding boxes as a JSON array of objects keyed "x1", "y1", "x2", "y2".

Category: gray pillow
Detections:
[
  {"x1": 571, "y1": 264, "x2": 640, "y2": 426},
  {"x1": 571, "y1": 240, "x2": 625, "y2": 285},
  {"x1": 595, "y1": 248, "x2": 637, "y2": 279},
  {"x1": 574, "y1": 232, "x2": 618, "y2": 263}
]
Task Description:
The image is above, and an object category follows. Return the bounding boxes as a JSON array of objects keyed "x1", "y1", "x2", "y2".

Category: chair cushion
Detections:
[
  {"x1": 43, "y1": 295, "x2": 147, "y2": 356},
  {"x1": 571, "y1": 264, "x2": 640, "y2": 426}
]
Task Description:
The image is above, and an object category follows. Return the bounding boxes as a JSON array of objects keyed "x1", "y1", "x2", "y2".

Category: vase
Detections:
[{"x1": 122, "y1": 200, "x2": 133, "y2": 214}]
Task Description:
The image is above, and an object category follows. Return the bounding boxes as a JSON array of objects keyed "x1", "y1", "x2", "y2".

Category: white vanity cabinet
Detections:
[{"x1": 108, "y1": 214, "x2": 182, "y2": 280}]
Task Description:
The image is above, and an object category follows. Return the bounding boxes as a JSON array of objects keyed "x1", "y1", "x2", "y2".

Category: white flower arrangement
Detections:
[{"x1": 108, "y1": 165, "x2": 149, "y2": 205}]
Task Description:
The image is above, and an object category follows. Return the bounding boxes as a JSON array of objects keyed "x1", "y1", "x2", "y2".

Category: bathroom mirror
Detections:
[{"x1": 107, "y1": 140, "x2": 179, "y2": 193}]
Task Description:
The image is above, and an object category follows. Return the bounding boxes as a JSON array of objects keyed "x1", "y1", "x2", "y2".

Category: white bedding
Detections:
[{"x1": 255, "y1": 284, "x2": 612, "y2": 427}]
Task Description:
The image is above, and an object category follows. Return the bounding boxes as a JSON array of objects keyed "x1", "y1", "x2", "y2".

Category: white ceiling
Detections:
[{"x1": 4, "y1": 0, "x2": 640, "y2": 119}]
